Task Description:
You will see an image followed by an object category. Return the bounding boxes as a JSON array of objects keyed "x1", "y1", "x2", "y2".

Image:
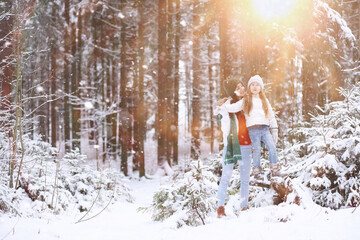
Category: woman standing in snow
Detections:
[
  {"x1": 215, "y1": 78, "x2": 252, "y2": 218},
  {"x1": 224, "y1": 75, "x2": 280, "y2": 179}
]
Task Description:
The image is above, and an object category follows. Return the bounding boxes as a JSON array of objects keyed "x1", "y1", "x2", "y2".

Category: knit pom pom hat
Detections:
[{"x1": 247, "y1": 75, "x2": 264, "y2": 90}]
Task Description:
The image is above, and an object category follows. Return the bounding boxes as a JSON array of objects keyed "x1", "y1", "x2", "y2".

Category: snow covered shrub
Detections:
[
  {"x1": 206, "y1": 152, "x2": 223, "y2": 178},
  {"x1": 21, "y1": 148, "x2": 133, "y2": 214},
  {"x1": 141, "y1": 160, "x2": 218, "y2": 228},
  {"x1": 0, "y1": 186, "x2": 26, "y2": 216},
  {"x1": 285, "y1": 85, "x2": 360, "y2": 209},
  {"x1": 0, "y1": 133, "x2": 133, "y2": 216},
  {"x1": 0, "y1": 133, "x2": 57, "y2": 214},
  {"x1": 0, "y1": 187, "x2": 11, "y2": 214}
]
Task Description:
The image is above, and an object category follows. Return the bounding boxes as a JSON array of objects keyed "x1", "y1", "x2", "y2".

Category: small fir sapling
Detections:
[
  {"x1": 140, "y1": 160, "x2": 218, "y2": 228},
  {"x1": 284, "y1": 85, "x2": 360, "y2": 209},
  {"x1": 0, "y1": 136, "x2": 133, "y2": 216}
]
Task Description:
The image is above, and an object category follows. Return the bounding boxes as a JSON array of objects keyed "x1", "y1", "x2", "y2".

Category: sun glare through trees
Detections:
[{"x1": 251, "y1": 0, "x2": 297, "y2": 20}]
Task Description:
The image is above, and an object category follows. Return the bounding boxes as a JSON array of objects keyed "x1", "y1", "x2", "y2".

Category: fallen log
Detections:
[{"x1": 250, "y1": 177, "x2": 301, "y2": 205}]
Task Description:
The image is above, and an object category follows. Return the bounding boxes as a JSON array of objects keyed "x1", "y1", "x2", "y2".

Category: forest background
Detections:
[{"x1": 1, "y1": 0, "x2": 360, "y2": 221}]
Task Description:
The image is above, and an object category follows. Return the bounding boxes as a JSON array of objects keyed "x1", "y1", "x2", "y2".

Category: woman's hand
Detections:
[
  {"x1": 216, "y1": 97, "x2": 230, "y2": 106},
  {"x1": 271, "y1": 128, "x2": 278, "y2": 144}
]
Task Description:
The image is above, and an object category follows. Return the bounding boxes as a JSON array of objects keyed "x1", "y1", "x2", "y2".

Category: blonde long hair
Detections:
[{"x1": 243, "y1": 89, "x2": 270, "y2": 118}]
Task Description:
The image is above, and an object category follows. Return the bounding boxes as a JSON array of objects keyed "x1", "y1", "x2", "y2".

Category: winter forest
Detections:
[{"x1": 1, "y1": 0, "x2": 360, "y2": 239}]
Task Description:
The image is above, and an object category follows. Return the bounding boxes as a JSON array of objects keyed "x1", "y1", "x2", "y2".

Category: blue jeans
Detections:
[
  {"x1": 217, "y1": 145, "x2": 252, "y2": 209},
  {"x1": 248, "y1": 125, "x2": 277, "y2": 167}
]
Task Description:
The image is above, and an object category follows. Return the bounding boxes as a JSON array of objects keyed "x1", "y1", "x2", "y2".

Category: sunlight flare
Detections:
[{"x1": 251, "y1": 0, "x2": 297, "y2": 20}]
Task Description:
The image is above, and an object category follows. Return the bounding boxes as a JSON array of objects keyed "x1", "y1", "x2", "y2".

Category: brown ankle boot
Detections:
[
  {"x1": 217, "y1": 206, "x2": 226, "y2": 218},
  {"x1": 241, "y1": 206, "x2": 249, "y2": 211}
]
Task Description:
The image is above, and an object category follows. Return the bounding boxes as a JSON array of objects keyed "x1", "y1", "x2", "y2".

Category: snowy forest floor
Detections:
[{"x1": 1, "y1": 173, "x2": 360, "y2": 240}]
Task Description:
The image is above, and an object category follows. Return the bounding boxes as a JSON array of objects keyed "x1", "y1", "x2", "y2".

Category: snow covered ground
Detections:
[{"x1": 1, "y1": 175, "x2": 359, "y2": 240}]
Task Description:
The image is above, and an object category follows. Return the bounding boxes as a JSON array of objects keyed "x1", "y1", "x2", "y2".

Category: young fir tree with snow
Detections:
[
  {"x1": 140, "y1": 160, "x2": 219, "y2": 228},
  {"x1": 285, "y1": 84, "x2": 360, "y2": 209},
  {"x1": 0, "y1": 136, "x2": 133, "y2": 216}
]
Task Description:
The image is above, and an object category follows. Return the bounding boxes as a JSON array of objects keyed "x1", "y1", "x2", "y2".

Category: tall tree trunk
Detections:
[
  {"x1": 63, "y1": 0, "x2": 71, "y2": 151},
  {"x1": 105, "y1": 58, "x2": 112, "y2": 163},
  {"x1": 71, "y1": 14, "x2": 80, "y2": 150},
  {"x1": 172, "y1": 0, "x2": 180, "y2": 165},
  {"x1": 98, "y1": 15, "x2": 108, "y2": 165},
  {"x1": 77, "y1": 7, "x2": 83, "y2": 98},
  {"x1": 38, "y1": 54, "x2": 48, "y2": 139},
  {"x1": 77, "y1": 6, "x2": 83, "y2": 151},
  {"x1": 29, "y1": 56, "x2": 35, "y2": 139},
  {"x1": 50, "y1": 3, "x2": 57, "y2": 148},
  {"x1": 302, "y1": 59, "x2": 318, "y2": 122},
  {"x1": 208, "y1": 27, "x2": 214, "y2": 153},
  {"x1": 105, "y1": 5, "x2": 117, "y2": 163},
  {"x1": 120, "y1": 0, "x2": 128, "y2": 175},
  {"x1": 191, "y1": 0, "x2": 201, "y2": 160},
  {"x1": 89, "y1": 6, "x2": 100, "y2": 167},
  {"x1": 10, "y1": 0, "x2": 23, "y2": 188},
  {"x1": 133, "y1": 0, "x2": 146, "y2": 177},
  {"x1": 217, "y1": 0, "x2": 230, "y2": 96},
  {"x1": 157, "y1": 0, "x2": 170, "y2": 167},
  {"x1": 111, "y1": 28, "x2": 119, "y2": 163},
  {"x1": 166, "y1": 0, "x2": 175, "y2": 164},
  {"x1": 0, "y1": 0, "x2": 13, "y2": 128}
]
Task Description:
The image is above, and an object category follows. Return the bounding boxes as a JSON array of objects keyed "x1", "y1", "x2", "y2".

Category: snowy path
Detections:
[{"x1": 1, "y1": 176, "x2": 360, "y2": 240}]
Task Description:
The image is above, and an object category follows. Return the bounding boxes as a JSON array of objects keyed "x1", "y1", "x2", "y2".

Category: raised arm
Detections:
[{"x1": 224, "y1": 99, "x2": 243, "y2": 113}]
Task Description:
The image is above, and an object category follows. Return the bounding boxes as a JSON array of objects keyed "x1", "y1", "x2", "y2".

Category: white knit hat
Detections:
[{"x1": 248, "y1": 75, "x2": 264, "y2": 90}]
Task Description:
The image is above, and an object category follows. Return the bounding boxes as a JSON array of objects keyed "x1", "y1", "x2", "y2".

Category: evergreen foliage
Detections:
[
  {"x1": 0, "y1": 135, "x2": 133, "y2": 216},
  {"x1": 141, "y1": 160, "x2": 218, "y2": 228},
  {"x1": 285, "y1": 84, "x2": 360, "y2": 209}
]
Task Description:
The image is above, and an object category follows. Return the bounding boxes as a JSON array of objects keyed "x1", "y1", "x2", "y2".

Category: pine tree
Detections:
[{"x1": 285, "y1": 84, "x2": 360, "y2": 209}]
